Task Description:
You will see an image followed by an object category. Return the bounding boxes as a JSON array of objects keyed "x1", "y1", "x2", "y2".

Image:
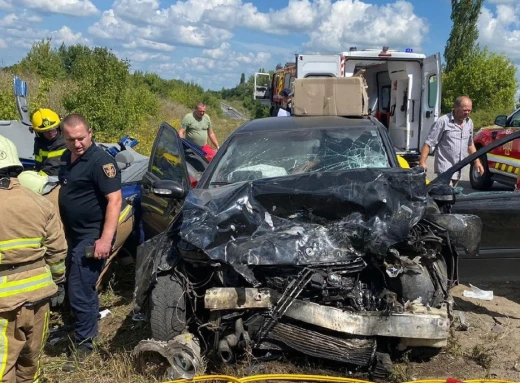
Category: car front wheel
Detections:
[
  {"x1": 150, "y1": 273, "x2": 186, "y2": 341},
  {"x1": 470, "y1": 154, "x2": 494, "y2": 191}
]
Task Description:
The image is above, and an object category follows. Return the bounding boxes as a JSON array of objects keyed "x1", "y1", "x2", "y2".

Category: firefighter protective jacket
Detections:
[
  {"x1": 0, "y1": 178, "x2": 67, "y2": 312},
  {"x1": 33, "y1": 131, "x2": 66, "y2": 176}
]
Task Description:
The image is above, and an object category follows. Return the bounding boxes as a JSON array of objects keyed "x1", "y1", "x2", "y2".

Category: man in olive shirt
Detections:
[{"x1": 179, "y1": 102, "x2": 220, "y2": 155}]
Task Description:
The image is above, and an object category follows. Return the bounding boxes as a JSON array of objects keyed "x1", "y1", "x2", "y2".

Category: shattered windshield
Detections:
[{"x1": 210, "y1": 126, "x2": 390, "y2": 185}]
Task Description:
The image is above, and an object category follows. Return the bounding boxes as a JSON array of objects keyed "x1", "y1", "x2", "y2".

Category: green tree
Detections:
[
  {"x1": 442, "y1": 48, "x2": 517, "y2": 127},
  {"x1": 240, "y1": 73, "x2": 245, "y2": 85},
  {"x1": 444, "y1": 0, "x2": 484, "y2": 73},
  {"x1": 14, "y1": 39, "x2": 64, "y2": 79},
  {"x1": 63, "y1": 46, "x2": 158, "y2": 138}
]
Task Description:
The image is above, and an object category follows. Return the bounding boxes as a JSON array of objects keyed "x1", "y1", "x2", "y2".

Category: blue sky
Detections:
[{"x1": 0, "y1": 0, "x2": 519, "y2": 91}]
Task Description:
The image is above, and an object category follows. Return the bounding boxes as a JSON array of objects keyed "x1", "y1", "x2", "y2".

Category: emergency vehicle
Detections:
[
  {"x1": 471, "y1": 109, "x2": 520, "y2": 190},
  {"x1": 254, "y1": 62, "x2": 296, "y2": 117},
  {"x1": 254, "y1": 47, "x2": 442, "y2": 166}
]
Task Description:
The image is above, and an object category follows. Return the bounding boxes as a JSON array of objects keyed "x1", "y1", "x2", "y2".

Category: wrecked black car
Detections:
[{"x1": 133, "y1": 116, "x2": 504, "y2": 378}]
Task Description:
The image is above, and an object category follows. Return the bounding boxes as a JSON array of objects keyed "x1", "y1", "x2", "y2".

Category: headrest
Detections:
[{"x1": 115, "y1": 150, "x2": 134, "y2": 169}]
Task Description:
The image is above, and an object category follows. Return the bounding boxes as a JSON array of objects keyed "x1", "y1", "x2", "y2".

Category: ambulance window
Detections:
[
  {"x1": 381, "y1": 86, "x2": 390, "y2": 111},
  {"x1": 428, "y1": 75, "x2": 438, "y2": 108}
]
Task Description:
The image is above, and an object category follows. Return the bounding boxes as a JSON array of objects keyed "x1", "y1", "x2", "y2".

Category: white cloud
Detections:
[
  {"x1": 1, "y1": 11, "x2": 42, "y2": 29},
  {"x1": 90, "y1": 3, "x2": 233, "y2": 50},
  {"x1": 305, "y1": 0, "x2": 428, "y2": 52},
  {"x1": 123, "y1": 38, "x2": 176, "y2": 52},
  {"x1": 4, "y1": 0, "x2": 99, "y2": 16},
  {"x1": 50, "y1": 26, "x2": 90, "y2": 46},
  {"x1": 486, "y1": 0, "x2": 517, "y2": 4},
  {"x1": 0, "y1": 0, "x2": 14, "y2": 11},
  {"x1": 202, "y1": 42, "x2": 231, "y2": 60},
  {"x1": 88, "y1": 10, "x2": 139, "y2": 41},
  {"x1": 0, "y1": 38, "x2": 7, "y2": 49},
  {"x1": 1, "y1": 24, "x2": 91, "y2": 51},
  {"x1": 478, "y1": 5, "x2": 520, "y2": 60}
]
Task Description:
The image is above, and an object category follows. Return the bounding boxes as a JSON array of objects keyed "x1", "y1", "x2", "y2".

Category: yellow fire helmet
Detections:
[
  {"x1": 18, "y1": 170, "x2": 48, "y2": 194},
  {"x1": 0, "y1": 134, "x2": 23, "y2": 173},
  {"x1": 31, "y1": 108, "x2": 60, "y2": 133}
]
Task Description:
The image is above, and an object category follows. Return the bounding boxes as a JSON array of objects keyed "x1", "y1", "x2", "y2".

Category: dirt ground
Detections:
[
  {"x1": 41, "y1": 265, "x2": 520, "y2": 382},
  {"x1": 393, "y1": 282, "x2": 520, "y2": 382}
]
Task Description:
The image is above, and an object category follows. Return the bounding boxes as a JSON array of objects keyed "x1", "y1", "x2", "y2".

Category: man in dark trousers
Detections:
[{"x1": 58, "y1": 113, "x2": 123, "y2": 372}]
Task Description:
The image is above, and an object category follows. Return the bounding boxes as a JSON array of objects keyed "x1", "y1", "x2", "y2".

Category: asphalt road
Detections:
[
  {"x1": 425, "y1": 155, "x2": 513, "y2": 193},
  {"x1": 220, "y1": 102, "x2": 248, "y2": 120}
]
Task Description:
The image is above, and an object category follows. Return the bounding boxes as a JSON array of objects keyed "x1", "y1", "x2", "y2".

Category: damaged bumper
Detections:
[{"x1": 204, "y1": 287, "x2": 450, "y2": 341}]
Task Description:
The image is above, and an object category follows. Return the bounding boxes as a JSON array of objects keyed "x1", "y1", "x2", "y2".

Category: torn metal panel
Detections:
[
  {"x1": 179, "y1": 168, "x2": 428, "y2": 284},
  {"x1": 426, "y1": 214, "x2": 482, "y2": 256},
  {"x1": 204, "y1": 287, "x2": 272, "y2": 310}
]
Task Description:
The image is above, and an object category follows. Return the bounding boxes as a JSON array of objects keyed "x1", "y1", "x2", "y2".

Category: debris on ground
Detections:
[{"x1": 462, "y1": 284, "x2": 493, "y2": 300}]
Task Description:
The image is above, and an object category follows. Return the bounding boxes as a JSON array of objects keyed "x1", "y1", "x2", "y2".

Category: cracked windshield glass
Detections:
[{"x1": 210, "y1": 126, "x2": 390, "y2": 185}]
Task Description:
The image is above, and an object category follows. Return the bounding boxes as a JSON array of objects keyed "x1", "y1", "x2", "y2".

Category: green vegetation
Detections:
[
  {"x1": 0, "y1": 39, "x2": 239, "y2": 153},
  {"x1": 442, "y1": 0, "x2": 518, "y2": 128}
]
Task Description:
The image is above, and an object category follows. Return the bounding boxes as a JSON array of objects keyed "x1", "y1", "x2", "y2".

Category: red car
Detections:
[{"x1": 471, "y1": 109, "x2": 520, "y2": 190}]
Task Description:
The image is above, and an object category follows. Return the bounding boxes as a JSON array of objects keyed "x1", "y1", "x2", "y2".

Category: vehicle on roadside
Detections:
[
  {"x1": 133, "y1": 115, "x2": 520, "y2": 379},
  {"x1": 470, "y1": 109, "x2": 520, "y2": 191}
]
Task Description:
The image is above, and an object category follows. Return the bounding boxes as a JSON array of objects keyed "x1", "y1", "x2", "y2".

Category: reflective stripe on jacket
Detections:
[
  {"x1": 33, "y1": 133, "x2": 66, "y2": 177},
  {"x1": 0, "y1": 179, "x2": 67, "y2": 312}
]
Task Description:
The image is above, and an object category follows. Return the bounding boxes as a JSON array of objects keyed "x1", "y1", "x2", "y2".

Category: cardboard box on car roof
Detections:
[{"x1": 292, "y1": 77, "x2": 369, "y2": 117}]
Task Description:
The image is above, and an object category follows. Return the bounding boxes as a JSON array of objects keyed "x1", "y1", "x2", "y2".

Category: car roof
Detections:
[{"x1": 234, "y1": 116, "x2": 378, "y2": 134}]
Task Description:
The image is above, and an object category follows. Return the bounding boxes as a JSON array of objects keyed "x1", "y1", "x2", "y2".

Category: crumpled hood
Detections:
[{"x1": 179, "y1": 167, "x2": 428, "y2": 284}]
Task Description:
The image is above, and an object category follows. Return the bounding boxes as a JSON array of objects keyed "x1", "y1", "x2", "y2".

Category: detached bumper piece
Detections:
[{"x1": 205, "y1": 287, "x2": 450, "y2": 341}]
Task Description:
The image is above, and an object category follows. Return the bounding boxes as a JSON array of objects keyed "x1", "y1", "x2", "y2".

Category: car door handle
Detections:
[
  {"x1": 426, "y1": 111, "x2": 431, "y2": 118},
  {"x1": 492, "y1": 132, "x2": 498, "y2": 140}
]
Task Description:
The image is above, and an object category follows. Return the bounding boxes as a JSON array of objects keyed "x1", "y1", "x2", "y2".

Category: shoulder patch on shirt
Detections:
[{"x1": 102, "y1": 163, "x2": 116, "y2": 178}]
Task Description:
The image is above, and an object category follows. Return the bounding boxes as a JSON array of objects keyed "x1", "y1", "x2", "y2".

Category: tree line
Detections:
[{"x1": 0, "y1": 39, "x2": 223, "y2": 142}]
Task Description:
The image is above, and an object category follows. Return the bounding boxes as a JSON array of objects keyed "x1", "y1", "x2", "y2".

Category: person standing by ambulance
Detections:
[
  {"x1": 57, "y1": 114, "x2": 125, "y2": 372},
  {"x1": 0, "y1": 134, "x2": 67, "y2": 383}
]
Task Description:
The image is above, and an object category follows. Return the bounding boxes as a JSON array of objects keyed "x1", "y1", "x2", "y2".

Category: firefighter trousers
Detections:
[{"x1": 0, "y1": 302, "x2": 50, "y2": 383}]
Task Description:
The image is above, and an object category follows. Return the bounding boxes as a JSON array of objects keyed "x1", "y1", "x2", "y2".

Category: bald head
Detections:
[{"x1": 453, "y1": 96, "x2": 472, "y2": 123}]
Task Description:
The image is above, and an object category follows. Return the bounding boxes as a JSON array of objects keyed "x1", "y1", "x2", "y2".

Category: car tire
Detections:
[
  {"x1": 150, "y1": 273, "x2": 186, "y2": 341},
  {"x1": 470, "y1": 154, "x2": 493, "y2": 191}
]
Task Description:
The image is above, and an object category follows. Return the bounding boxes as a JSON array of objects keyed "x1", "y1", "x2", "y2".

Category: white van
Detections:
[{"x1": 256, "y1": 47, "x2": 442, "y2": 166}]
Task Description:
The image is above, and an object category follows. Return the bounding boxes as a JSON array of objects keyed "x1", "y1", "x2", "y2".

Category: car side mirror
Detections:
[
  {"x1": 494, "y1": 115, "x2": 508, "y2": 127},
  {"x1": 152, "y1": 179, "x2": 186, "y2": 199}
]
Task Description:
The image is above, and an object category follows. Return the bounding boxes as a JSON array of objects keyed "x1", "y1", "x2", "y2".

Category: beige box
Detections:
[{"x1": 292, "y1": 77, "x2": 368, "y2": 117}]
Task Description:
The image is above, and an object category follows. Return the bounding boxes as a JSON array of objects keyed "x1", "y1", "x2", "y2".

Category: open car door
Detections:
[
  {"x1": 430, "y1": 130, "x2": 520, "y2": 281},
  {"x1": 254, "y1": 72, "x2": 271, "y2": 106},
  {"x1": 0, "y1": 76, "x2": 36, "y2": 167},
  {"x1": 420, "y1": 53, "x2": 441, "y2": 148},
  {"x1": 140, "y1": 123, "x2": 191, "y2": 240}
]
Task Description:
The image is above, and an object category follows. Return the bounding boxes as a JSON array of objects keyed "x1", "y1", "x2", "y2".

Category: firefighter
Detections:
[
  {"x1": 18, "y1": 109, "x2": 66, "y2": 212},
  {"x1": 0, "y1": 134, "x2": 67, "y2": 383}
]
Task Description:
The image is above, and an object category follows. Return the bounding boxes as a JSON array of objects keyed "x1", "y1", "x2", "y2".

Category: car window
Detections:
[
  {"x1": 150, "y1": 127, "x2": 184, "y2": 182},
  {"x1": 509, "y1": 109, "x2": 520, "y2": 127},
  {"x1": 209, "y1": 126, "x2": 390, "y2": 185}
]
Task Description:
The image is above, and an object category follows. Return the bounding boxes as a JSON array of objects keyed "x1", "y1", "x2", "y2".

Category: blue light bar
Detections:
[{"x1": 405, "y1": 48, "x2": 413, "y2": 53}]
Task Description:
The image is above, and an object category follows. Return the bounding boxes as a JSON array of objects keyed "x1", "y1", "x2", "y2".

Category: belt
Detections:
[{"x1": 0, "y1": 259, "x2": 47, "y2": 277}]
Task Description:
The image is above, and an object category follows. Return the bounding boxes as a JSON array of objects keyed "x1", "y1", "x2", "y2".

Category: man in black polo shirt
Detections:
[{"x1": 58, "y1": 114, "x2": 123, "y2": 371}]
